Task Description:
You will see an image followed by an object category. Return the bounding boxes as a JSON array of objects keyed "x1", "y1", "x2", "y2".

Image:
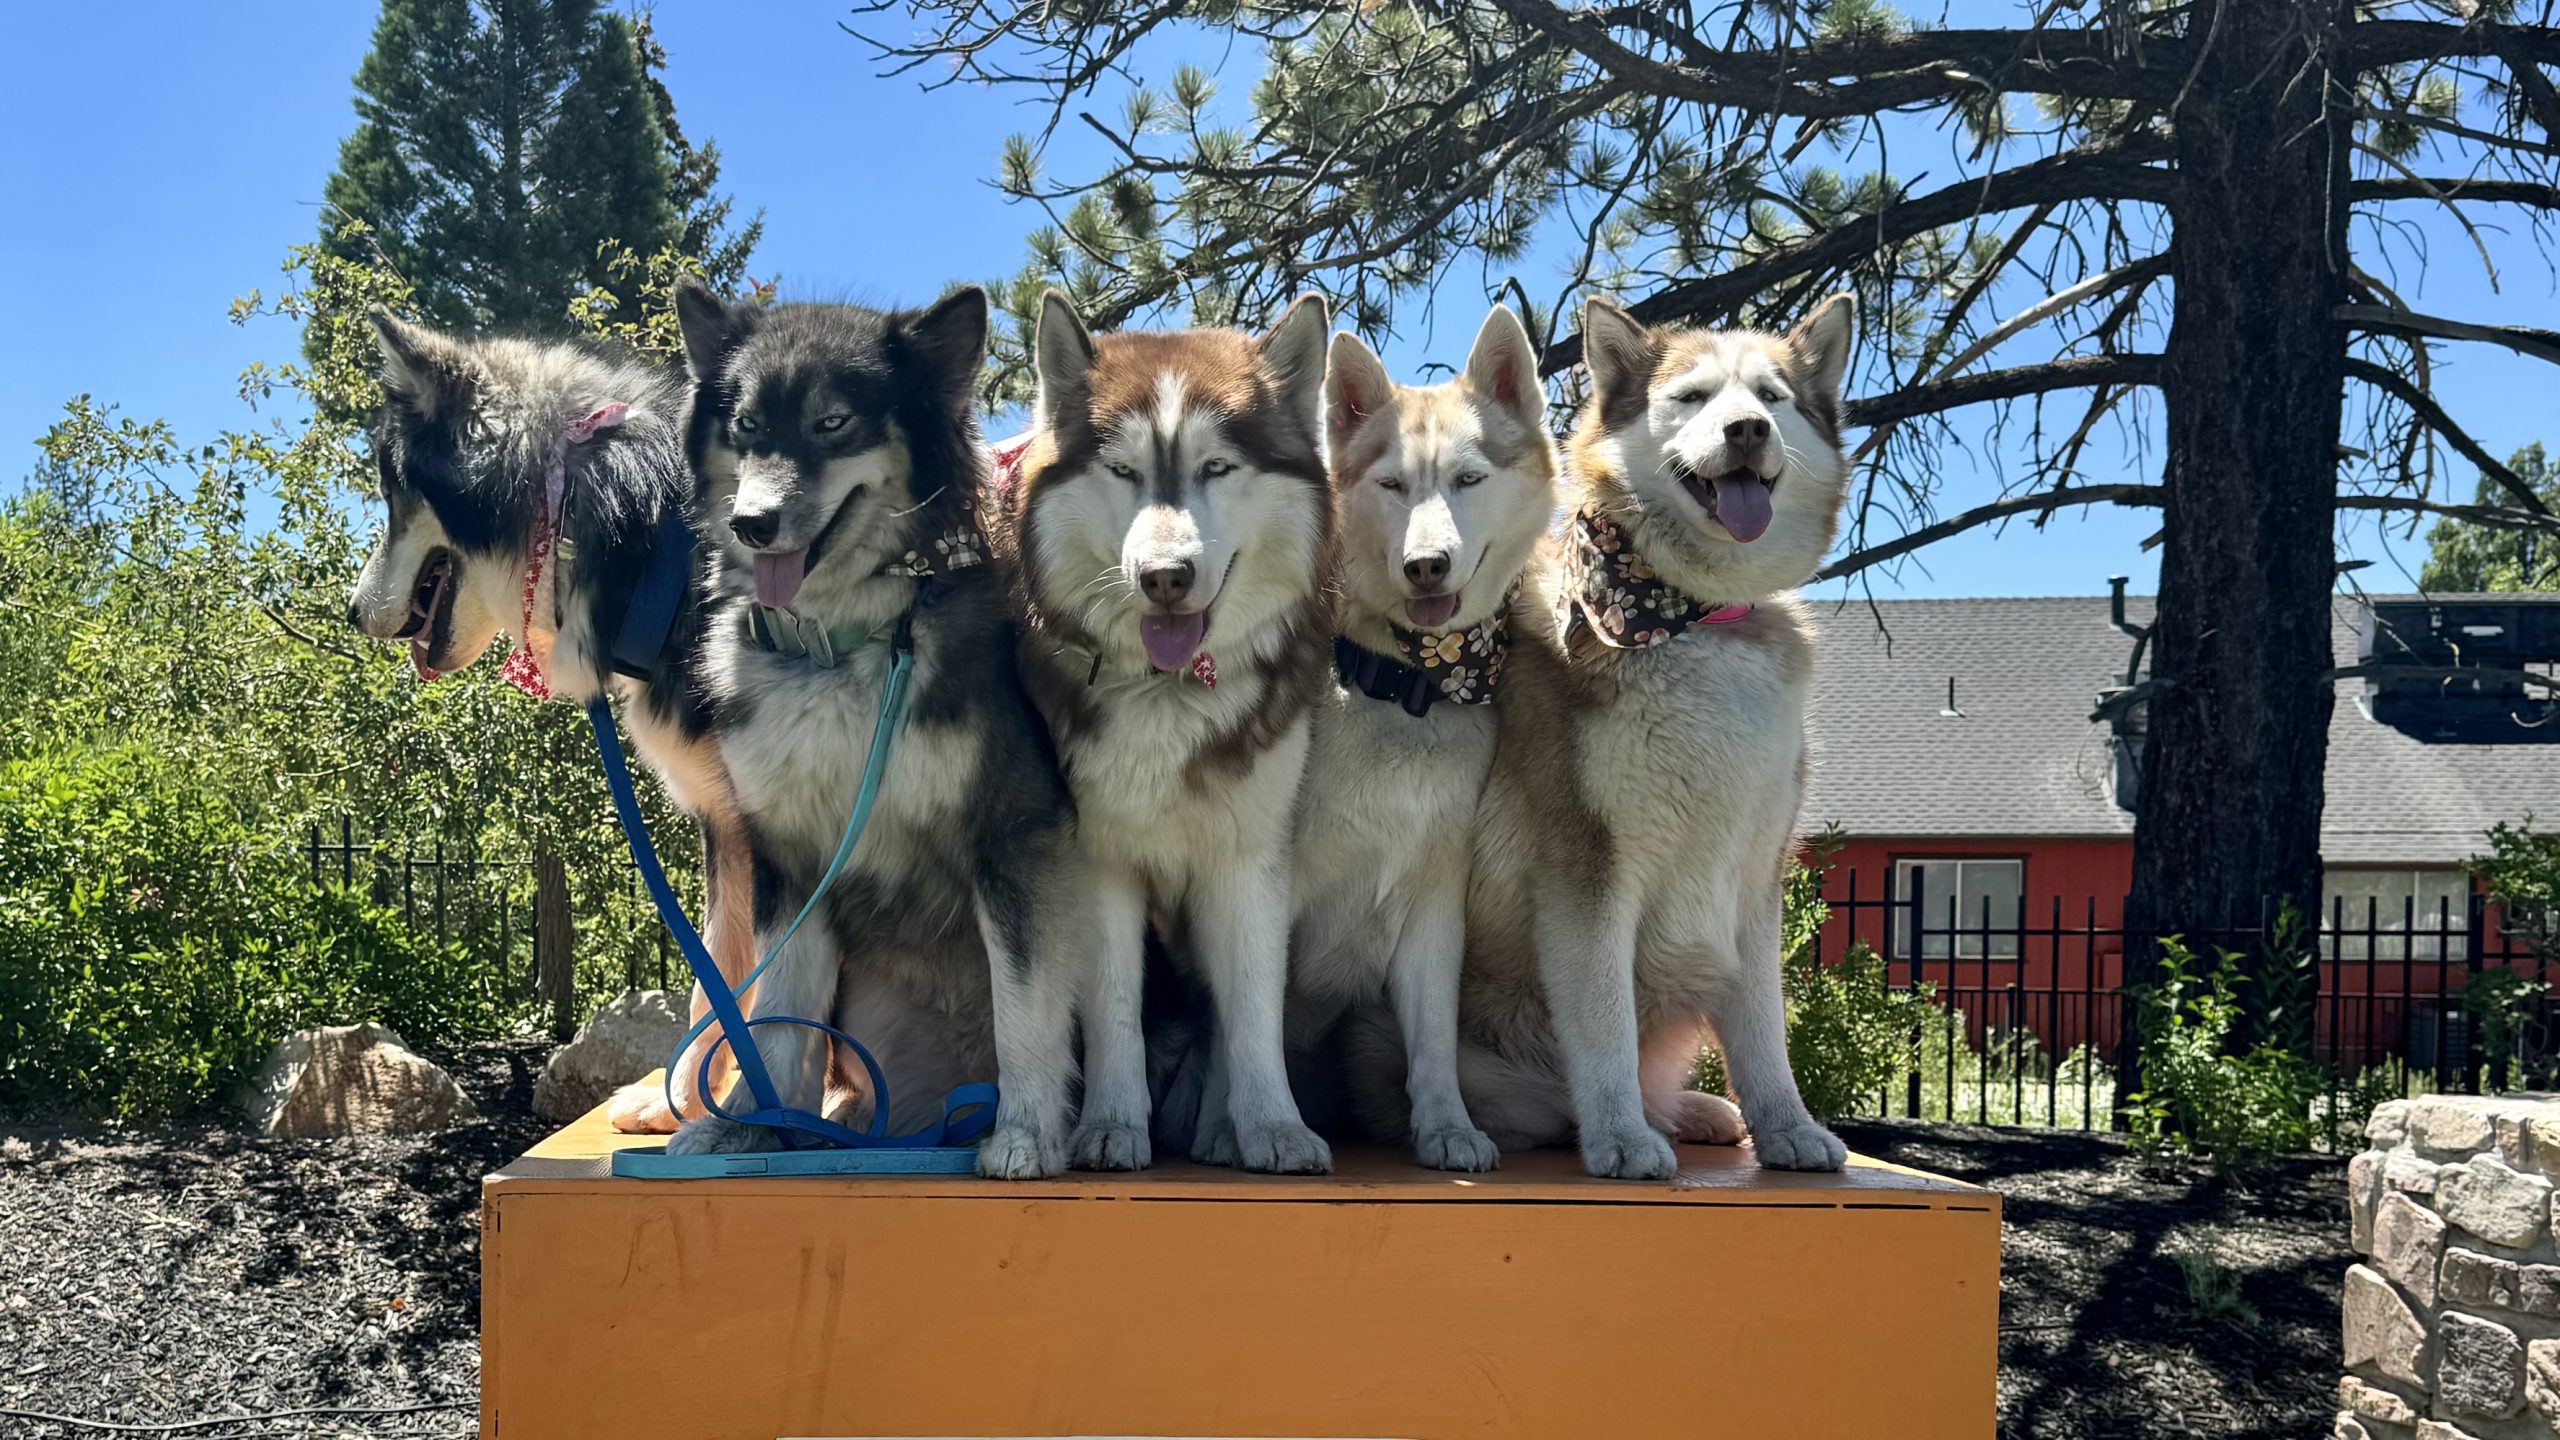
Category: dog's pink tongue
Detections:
[
  {"x1": 1714, "y1": 474, "x2": 1773, "y2": 543},
  {"x1": 754, "y1": 549, "x2": 808, "y2": 608},
  {"x1": 1139, "y1": 611, "x2": 1208, "y2": 672},
  {"x1": 1405, "y1": 593, "x2": 1461, "y2": 630}
]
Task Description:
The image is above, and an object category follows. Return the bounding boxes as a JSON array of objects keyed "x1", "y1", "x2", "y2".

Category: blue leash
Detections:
[{"x1": 585, "y1": 630, "x2": 995, "y2": 1168}]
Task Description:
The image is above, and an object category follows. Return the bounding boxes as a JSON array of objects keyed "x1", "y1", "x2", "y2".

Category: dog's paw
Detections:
[
  {"x1": 1751, "y1": 1118, "x2": 1848, "y2": 1172},
  {"x1": 1580, "y1": 1122, "x2": 1679, "y2": 1181},
  {"x1": 1192, "y1": 1122, "x2": 1242, "y2": 1169},
  {"x1": 1653, "y1": 1090, "x2": 1746, "y2": 1146},
  {"x1": 1414, "y1": 1124, "x2": 1500, "y2": 1173},
  {"x1": 1068, "y1": 1120, "x2": 1151, "y2": 1172},
  {"x1": 606, "y1": 1081, "x2": 683, "y2": 1135},
  {"x1": 665, "y1": 1115, "x2": 772, "y2": 1156},
  {"x1": 1237, "y1": 1121, "x2": 1332, "y2": 1175},
  {"x1": 977, "y1": 1123, "x2": 1066, "y2": 1180}
]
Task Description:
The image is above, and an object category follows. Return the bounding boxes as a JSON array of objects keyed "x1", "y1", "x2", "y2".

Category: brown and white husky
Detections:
[
  {"x1": 1297, "y1": 306, "x2": 1557, "y2": 1171},
  {"x1": 995, "y1": 291, "x2": 1338, "y2": 1174},
  {"x1": 1454, "y1": 294, "x2": 1859, "y2": 1177}
]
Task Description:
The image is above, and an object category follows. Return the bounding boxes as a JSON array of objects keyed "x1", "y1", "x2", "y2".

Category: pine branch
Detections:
[
  {"x1": 2340, "y1": 306, "x2": 2560, "y2": 369},
  {"x1": 2352, "y1": 178, "x2": 2560, "y2": 208},
  {"x1": 2337, "y1": 493, "x2": 2560, "y2": 539},
  {"x1": 2342, "y1": 357, "x2": 2553, "y2": 517},
  {"x1": 1817, "y1": 483, "x2": 2163, "y2": 582},
  {"x1": 1542, "y1": 134, "x2": 2175, "y2": 374},
  {"x1": 2346, "y1": 20, "x2": 2560, "y2": 74},
  {"x1": 1846, "y1": 354, "x2": 2164, "y2": 428}
]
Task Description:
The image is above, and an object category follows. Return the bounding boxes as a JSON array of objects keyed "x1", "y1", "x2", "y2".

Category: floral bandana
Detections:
[
  {"x1": 1556, "y1": 509, "x2": 1753, "y2": 650},
  {"x1": 1338, "y1": 591, "x2": 1512, "y2": 715},
  {"x1": 497, "y1": 402, "x2": 630, "y2": 700}
]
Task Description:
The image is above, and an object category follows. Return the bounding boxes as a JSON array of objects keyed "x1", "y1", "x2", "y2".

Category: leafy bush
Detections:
[
  {"x1": 2124, "y1": 935, "x2": 2325, "y2": 1173},
  {"x1": 1696, "y1": 839, "x2": 1934, "y2": 1119},
  {"x1": 0, "y1": 744, "x2": 504, "y2": 1120}
]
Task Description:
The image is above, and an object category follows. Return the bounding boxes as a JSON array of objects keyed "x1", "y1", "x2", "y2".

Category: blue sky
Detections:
[{"x1": 1, "y1": 2, "x2": 2548, "y2": 600}]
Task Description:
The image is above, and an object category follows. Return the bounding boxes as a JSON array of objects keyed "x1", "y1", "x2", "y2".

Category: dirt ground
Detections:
[{"x1": 0, "y1": 1045, "x2": 2345, "y2": 1440}]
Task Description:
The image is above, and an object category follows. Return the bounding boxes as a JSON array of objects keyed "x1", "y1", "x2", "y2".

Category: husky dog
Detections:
[
  {"x1": 345, "y1": 315, "x2": 752, "y2": 1135},
  {"x1": 668, "y1": 283, "x2": 1085, "y2": 1180},
  {"x1": 1455, "y1": 294, "x2": 1859, "y2": 1178},
  {"x1": 1287, "y1": 307, "x2": 1557, "y2": 1171},
  {"x1": 998, "y1": 291, "x2": 1336, "y2": 1175}
]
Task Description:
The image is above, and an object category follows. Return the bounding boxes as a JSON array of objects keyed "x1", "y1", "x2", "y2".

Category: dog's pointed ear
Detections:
[
  {"x1": 1465, "y1": 304, "x2": 1543, "y2": 430},
  {"x1": 368, "y1": 306, "x2": 470, "y2": 417},
  {"x1": 1033, "y1": 290, "x2": 1097, "y2": 428},
  {"x1": 1325, "y1": 330, "x2": 1392, "y2": 460},
  {"x1": 1259, "y1": 292, "x2": 1331, "y2": 424},
  {"x1": 1787, "y1": 293, "x2": 1857, "y2": 405},
  {"x1": 673, "y1": 279, "x2": 736, "y2": 383},
  {"x1": 1580, "y1": 297, "x2": 1657, "y2": 412},
  {"x1": 904, "y1": 285, "x2": 990, "y2": 412}
]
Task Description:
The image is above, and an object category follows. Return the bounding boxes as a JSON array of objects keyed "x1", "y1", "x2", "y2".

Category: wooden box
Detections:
[{"x1": 482, "y1": 1097, "x2": 1999, "y2": 1439}]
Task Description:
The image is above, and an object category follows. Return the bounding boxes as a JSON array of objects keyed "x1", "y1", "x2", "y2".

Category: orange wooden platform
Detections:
[{"x1": 482, "y1": 1092, "x2": 2000, "y2": 1439}]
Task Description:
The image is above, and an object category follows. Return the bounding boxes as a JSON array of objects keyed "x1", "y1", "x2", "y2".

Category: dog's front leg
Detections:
[
  {"x1": 1069, "y1": 864, "x2": 1153, "y2": 1171},
  {"x1": 1705, "y1": 887, "x2": 1845, "y2": 1172},
  {"x1": 664, "y1": 896, "x2": 838, "y2": 1157},
  {"x1": 972, "y1": 858, "x2": 1077, "y2": 1180},
  {"x1": 1390, "y1": 873, "x2": 1497, "y2": 1172},
  {"x1": 1194, "y1": 861, "x2": 1330, "y2": 1174},
  {"x1": 1534, "y1": 875, "x2": 1672, "y2": 1180}
]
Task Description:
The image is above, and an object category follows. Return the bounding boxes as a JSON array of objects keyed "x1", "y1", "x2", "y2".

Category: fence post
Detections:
[{"x1": 535, "y1": 845, "x2": 575, "y2": 1043}]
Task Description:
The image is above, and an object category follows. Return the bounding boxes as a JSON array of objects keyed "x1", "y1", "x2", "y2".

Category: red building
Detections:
[{"x1": 1800, "y1": 593, "x2": 2559, "y2": 1068}]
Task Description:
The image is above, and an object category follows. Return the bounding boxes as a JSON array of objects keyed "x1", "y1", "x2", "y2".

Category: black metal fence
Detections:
[{"x1": 1820, "y1": 867, "x2": 2553, "y2": 1145}]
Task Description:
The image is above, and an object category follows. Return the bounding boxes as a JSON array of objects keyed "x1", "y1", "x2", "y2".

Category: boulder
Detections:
[
  {"x1": 234, "y1": 1023, "x2": 479, "y2": 1138},
  {"x1": 533, "y1": 989, "x2": 688, "y2": 1124}
]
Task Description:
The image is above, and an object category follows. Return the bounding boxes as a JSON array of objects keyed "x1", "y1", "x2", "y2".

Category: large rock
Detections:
[
  {"x1": 2526, "y1": 1339, "x2": 2560, "y2": 1430},
  {"x1": 2437, "y1": 1155, "x2": 2553, "y2": 1250},
  {"x1": 2438, "y1": 1312, "x2": 2525, "y2": 1420},
  {"x1": 2345, "y1": 1264, "x2": 2434, "y2": 1390},
  {"x1": 533, "y1": 989, "x2": 687, "y2": 1123},
  {"x1": 233, "y1": 1023, "x2": 479, "y2": 1138},
  {"x1": 2372, "y1": 1194, "x2": 2447, "y2": 1308}
]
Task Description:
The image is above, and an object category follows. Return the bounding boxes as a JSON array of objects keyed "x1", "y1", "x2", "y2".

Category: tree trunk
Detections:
[
  {"x1": 535, "y1": 843, "x2": 575, "y2": 1044},
  {"x1": 2128, "y1": 0, "x2": 2349, "y2": 1008}
]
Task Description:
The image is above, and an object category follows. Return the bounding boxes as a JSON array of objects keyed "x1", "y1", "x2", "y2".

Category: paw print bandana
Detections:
[
  {"x1": 1556, "y1": 508, "x2": 1753, "y2": 650},
  {"x1": 1337, "y1": 587, "x2": 1513, "y2": 716}
]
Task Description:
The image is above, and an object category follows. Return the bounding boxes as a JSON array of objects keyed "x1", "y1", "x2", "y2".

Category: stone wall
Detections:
[{"x1": 2342, "y1": 1095, "x2": 2560, "y2": 1439}]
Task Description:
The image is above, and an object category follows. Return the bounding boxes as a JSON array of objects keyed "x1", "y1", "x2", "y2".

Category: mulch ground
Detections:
[{"x1": 0, "y1": 1051, "x2": 2344, "y2": 1439}]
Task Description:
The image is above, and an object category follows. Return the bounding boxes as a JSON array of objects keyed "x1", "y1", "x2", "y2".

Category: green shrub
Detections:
[
  {"x1": 0, "y1": 743, "x2": 505, "y2": 1120},
  {"x1": 1696, "y1": 840, "x2": 1934, "y2": 1119},
  {"x1": 2124, "y1": 935, "x2": 2324, "y2": 1173}
]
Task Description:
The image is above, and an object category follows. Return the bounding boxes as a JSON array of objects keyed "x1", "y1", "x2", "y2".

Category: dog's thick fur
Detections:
[
  {"x1": 1289, "y1": 307, "x2": 1556, "y2": 1171},
  {"x1": 996, "y1": 291, "x2": 1336, "y2": 1174},
  {"x1": 1446, "y1": 294, "x2": 1859, "y2": 1178},
  {"x1": 347, "y1": 315, "x2": 751, "y2": 1134},
  {"x1": 666, "y1": 283, "x2": 1086, "y2": 1180}
]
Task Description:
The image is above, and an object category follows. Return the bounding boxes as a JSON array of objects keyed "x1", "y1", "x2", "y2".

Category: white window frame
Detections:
[
  {"x1": 1893, "y1": 857, "x2": 2025, "y2": 962},
  {"x1": 2321, "y1": 867, "x2": 2474, "y2": 963}
]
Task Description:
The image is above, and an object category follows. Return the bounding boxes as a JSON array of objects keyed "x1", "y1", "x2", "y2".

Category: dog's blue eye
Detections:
[
  {"x1": 734, "y1": 415, "x2": 760, "y2": 435},
  {"x1": 1757, "y1": 385, "x2": 1787, "y2": 404},
  {"x1": 1455, "y1": 470, "x2": 1487, "y2": 488},
  {"x1": 1669, "y1": 389, "x2": 1707, "y2": 407},
  {"x1": 814, "y1": 414, "x2": 852, "y2": 434},
  {"x1": 1108, "y1": 462, "x2": 1139, "y2": 481},
  {"x1": 1200, "y1": 458, "x2": 1235, "y2": 479},
  {"x1": 1378, "y1": 475, "x2": 1406, "y2": 493}
]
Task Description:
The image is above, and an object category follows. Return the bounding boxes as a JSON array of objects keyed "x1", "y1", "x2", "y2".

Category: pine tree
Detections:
[
  {"x1": 634, "y1": 9, "x2": 762, "y2": 292},
  {"x1": 318, "y1": 0, "x2": 693, "y2": 333},
  {"x1": 2422, "y1": 445, "x2": 2559, "y2": 593}
]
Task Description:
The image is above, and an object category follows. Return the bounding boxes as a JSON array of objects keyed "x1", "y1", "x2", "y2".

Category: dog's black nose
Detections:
[
  {"x1": 1725, "y1": 415, "x2": 1772, "y2": 449},
  {"x1": 1404, "y1": 552, "x2": 1452, "y2": 590},
  {"x1": 344, "y1": 601, "x2": 362, "y2": 630},
  {"x1": 730, "y1": 510, "x2": 781, "y2": 549},
  {"x1": 1139, "y1": 560, "x2": 1196, "y2": 607}
]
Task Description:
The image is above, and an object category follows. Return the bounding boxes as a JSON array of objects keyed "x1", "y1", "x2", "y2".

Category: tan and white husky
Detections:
[
  {"x1": 1293, "y1": 306, "x2": 1557, "y2": 1171},
  {"x1": 1457, "y1": 294, "x2": 1859, "y2": 1178},
  {"x1": 997, "y1": 291, "x2": 1339, "y2": 1174}
]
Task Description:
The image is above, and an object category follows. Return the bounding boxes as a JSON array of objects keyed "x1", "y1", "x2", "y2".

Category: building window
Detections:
[
  {"x1": 2322, "y1": 868, "x2": 2474, "y2": 962},
  {"x1": 1894, "y1": 858, "x2": 2024, "y2": 960}
]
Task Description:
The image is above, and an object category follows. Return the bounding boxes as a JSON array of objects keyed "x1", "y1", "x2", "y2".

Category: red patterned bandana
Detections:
[
  {"x1": 498, "y1": 402, "x2": 630, "y2": 699},
  {"x1": 1557, "y1": 508, "x2": 1753, "y2": 650}
]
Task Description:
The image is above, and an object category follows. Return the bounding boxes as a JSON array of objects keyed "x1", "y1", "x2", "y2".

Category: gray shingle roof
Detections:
[{"x1": 1801, "y1": 594, "x2": 2560, "y2": 865}]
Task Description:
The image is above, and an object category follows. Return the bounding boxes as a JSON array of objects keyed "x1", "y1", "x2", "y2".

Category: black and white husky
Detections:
[
  {"x1": 1294, "y1": 307, "x2": 1557, "y2": 1171},
  {"x1": 666, "y1": 282, "x2": 1086, "y2": 1179},
  {"x1": 1457, "y1": 295, "x2": 1859, "y2": 1178},
  {"x1": 996, "y1": 292, "x2": 1337, "y2": 1174},
  {"x1": 345, "y1": 314, "x2": 754, "y2": 1135}
]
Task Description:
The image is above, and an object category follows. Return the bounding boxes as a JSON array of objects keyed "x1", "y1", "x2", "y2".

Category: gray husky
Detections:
[{"x1": 664, "y1": 282, "x2": 1087, "y2": 1179}]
